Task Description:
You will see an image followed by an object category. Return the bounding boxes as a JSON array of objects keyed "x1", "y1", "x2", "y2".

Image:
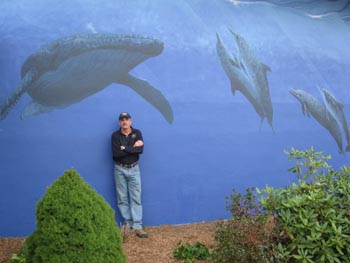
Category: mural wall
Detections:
[{"x1": 1, "y1": 0, "x2": 350, "y2": 236}]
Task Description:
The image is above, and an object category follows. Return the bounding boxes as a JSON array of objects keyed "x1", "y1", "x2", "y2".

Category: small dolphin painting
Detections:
[
  {"x1": 289, "y1": 89, "x2": 344, "y2": 154},
  {"x1": 0, "y1": 34, "x2": 174, "y2": 123},
  {"x1": 216, "y1": 29, "x2": 274, "y2": 132},
  {"x1": 319, "y1": 87, "x2": 350, "y2": 152}
]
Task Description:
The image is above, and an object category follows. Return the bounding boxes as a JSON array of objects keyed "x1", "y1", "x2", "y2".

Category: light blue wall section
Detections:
[{"x1": 1, "y1": 0, "x2": 350, "y2": 236}]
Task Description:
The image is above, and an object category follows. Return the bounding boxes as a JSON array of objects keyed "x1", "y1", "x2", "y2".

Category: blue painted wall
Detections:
[{"x1": 1, "y1": 0, "x2": 350, "y2": 236}]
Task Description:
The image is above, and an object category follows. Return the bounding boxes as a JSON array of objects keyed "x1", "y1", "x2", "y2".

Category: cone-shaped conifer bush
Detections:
[{"x1": 23, "y1": 169, "x2": 125, "y2": 263}]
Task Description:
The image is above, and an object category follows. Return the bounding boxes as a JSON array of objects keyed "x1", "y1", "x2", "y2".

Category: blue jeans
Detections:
[{"x1": 114, "y1": 164, "x2": 143, "y2": 230}]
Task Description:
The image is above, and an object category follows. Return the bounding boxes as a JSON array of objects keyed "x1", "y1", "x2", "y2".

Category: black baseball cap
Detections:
[{"x1": 119, "y1": 112, "x2": 131, "y2": 120}]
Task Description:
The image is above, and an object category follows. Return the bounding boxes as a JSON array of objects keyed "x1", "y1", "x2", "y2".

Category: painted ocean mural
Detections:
[{"x1": 1, "y1": 0, "x2": 350, "y2": 236}]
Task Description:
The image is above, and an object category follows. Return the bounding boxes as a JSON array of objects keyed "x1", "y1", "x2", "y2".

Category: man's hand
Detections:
[{"x1": 133, "y1": 140, "x2": 144, "y2": 147}]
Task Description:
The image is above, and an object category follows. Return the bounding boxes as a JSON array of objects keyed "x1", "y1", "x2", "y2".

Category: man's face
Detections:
[{"x1": 119, "y1": 117, "x2": 132, "y2": 129}]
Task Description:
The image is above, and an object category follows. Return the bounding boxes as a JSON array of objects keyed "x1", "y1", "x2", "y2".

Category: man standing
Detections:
[{"x1": 111, "y1": 112, "x2": 148, "y2": 238}]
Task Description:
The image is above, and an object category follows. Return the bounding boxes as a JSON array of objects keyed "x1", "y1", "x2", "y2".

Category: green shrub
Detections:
[
  {"x1": 10, "y1": 239, "x2": 29, "y2": 263},
  {"x1": 211, "y1": 188, "x2": 281, "y2": 263},
  {"x1": 173, "y1": 241, "x2": 211, "y2": 263},
  {"x1": 11, "y1": 253, "x2": 26, "y2": 263},
  {"x1": 258, "y1": 147, "x2": 350, "y2": 263},
  {"x1": 23, "y1": 168, "x2": 126, "y2": 263}
]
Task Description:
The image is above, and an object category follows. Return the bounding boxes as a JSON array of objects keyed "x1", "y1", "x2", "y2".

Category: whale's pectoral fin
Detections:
[
  {"x1": 118, "y1": 74, "x2": 174, "y2": 124},
  {"x1": 0, "y1": 70, "x2": 36, "y2": 120},
  {"x1": 21, "y1": 101, "x2": 54, "y2": 119}
]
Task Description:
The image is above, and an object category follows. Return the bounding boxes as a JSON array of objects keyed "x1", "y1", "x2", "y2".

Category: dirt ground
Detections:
[{"x1": 0, "y1": 221, "x2": 217, "y2": 263}]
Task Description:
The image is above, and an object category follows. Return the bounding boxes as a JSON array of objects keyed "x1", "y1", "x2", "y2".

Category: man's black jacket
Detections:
[{"x1": 111, "y1": 128, "x2": 143, "y2": 165}]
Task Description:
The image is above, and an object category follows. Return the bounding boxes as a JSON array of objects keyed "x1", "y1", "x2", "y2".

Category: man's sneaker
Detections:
[{"x1": 135, "y1": 228, "x2": 149, "y2": 238}]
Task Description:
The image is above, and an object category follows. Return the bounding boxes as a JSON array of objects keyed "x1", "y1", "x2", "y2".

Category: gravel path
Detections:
[{"x1": 0, "y1": 221, "x2": 217, "y2": 263}]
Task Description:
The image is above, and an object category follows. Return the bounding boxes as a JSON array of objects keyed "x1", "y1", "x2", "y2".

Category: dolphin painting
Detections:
[
  {"x1": 228, "y1": 29, "x2": 274, "y2": 131},
  {"x1": 0, "y1": 34, "x2": 174, "y2": 123},
  {"x1": 216, "y1": 29, "x2": 274, "y2": 132},
  {"x1": 216, "y1": 33, "x2": 265, "y2": 122},
  {"x1": 289, "y1": 89, "x2": 343, "y2": 154},
  {"x1": 319, "y1": 87, "x2": 350, "y2": 151}
]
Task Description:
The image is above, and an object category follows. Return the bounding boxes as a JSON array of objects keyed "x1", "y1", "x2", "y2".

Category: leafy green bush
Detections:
[
  {"x1": 211, "y1": 188, "x2": 280, "y2": 263},
  {"x1": 10, "y1": 253, "x2": 26, "y2": 263},
  {"x1": 173, "y1": 241, "x2": 211, "y2": 263},
  {"x1": 10, "y1": 239, "x2": 29, "y2": 263},
  {"x1": 22, "y1": 168, "x2": 126, "y2": 263},
  {"x1": 258, "y1": 147, "x2": 350, "y2": 263}
]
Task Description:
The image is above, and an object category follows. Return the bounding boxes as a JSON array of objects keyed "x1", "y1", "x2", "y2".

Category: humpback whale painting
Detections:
[
  {"x1": 289, "y1": 89, "x2": 344, "y2": 154},
  {"x1": 0, "y1": 34, "x2": 174, "y2": 123},
  {"x1": 216, "y1": 29, "x2": 274, "y2": 132}
]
